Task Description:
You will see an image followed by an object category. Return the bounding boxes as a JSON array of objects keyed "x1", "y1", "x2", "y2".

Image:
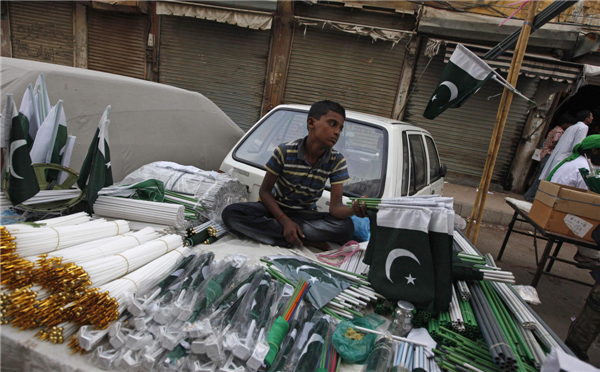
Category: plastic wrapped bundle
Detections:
[{"x1": 118, "y1": 161, "x2": 249, "y2": 221}]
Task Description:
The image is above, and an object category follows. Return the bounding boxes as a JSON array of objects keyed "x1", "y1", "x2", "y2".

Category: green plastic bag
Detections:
[{"x1": 332, "y1": 314, "x2": 385, "y2": 364}]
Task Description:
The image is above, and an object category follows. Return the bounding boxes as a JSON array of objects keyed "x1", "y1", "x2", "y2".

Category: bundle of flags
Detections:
[
  {"x1": 2, "y1": 73, "x2": 114, "y2": 208},
  {"x1": 360, "y1": 196, "x2": 455, "y2": 311}
]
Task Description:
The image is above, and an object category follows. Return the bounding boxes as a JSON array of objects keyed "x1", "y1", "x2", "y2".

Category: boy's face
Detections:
[{"x1": 307, "y1": 110, "x2": 345, "y2": 148}]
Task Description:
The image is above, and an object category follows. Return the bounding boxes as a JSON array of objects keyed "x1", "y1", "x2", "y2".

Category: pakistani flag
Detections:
[
  {"x1": 29, "y1": 100, "x2": 68, "y2": 182},
  {"x1": 423, "y1": 44, "x2": 494, "y2": 120},
  {"x1": 267, "y1": 255, "x2": 354, "y2": 309},
  {"x1": 19, "y1": 84, "x2": 40, "y2": 146},
  {"x1": 77, "y1": 106, "x2": 113, "y2": 207},
  {"x1": 33, "y1": 73, "x2": 51, "y2": 122},
  {"x1": 295, "y1": 316, "x2": 330, "y2": 372},
  {"x1": 366, "y1": 206, "x2": 436, "y2": 310},
  {"x1": 429, "y1": 207, "x2": 452, "y2": 312},
  {"x1": 3, "y1": 95, "x2": 40, "y2": 206}
]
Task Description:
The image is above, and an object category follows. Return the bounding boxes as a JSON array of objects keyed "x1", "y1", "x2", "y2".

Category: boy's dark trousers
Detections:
[
  {"x1": 222, "y1": 202, "x2": 354, "y2": 247},
  {"x1": 565, "y1": 283, "x2": 600, "y2": 362}
]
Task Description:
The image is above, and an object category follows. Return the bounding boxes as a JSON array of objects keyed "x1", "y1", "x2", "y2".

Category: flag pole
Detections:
[{"x1": 466, "y1": 1, "x2": 537, "y2": 244}]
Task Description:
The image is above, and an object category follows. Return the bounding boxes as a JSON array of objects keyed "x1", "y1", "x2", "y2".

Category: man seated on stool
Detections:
[
  {"x1": 222, "y1": 100, "x2": 367, "y2": 250},
  {"x1": 547, "y1": 134, "x2": 600, "y2": 265}
]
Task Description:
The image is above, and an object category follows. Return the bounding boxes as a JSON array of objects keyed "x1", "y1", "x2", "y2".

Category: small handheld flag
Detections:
[
  {"x1": 77, "y1": 106, "x2": 113, "y2": 207},
  {"x1": 3, "y1": 94, "x2": 40, "y2": 206},
  {"x1": 424, "y1": 44, "x2": 494, "y2": 120}
]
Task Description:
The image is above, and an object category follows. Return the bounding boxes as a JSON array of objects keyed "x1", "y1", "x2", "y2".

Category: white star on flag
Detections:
[
  {"x1": 105, "y1": 161, "x2": 111, "y2": 169},
  {"x1": 309, "y1": 276, "x2": 318, "y2": 284},
  {"x1": 405, "y1": 274, "x2": 416, "y2": 285},
  {"x1": 432, "y1": 95, "x2": 437, "y2": 102}
]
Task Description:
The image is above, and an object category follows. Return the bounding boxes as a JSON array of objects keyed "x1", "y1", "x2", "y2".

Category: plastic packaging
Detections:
[
  {"x1": 363, "y1": 336, "x2": 394, "y2": 372},
  {"x1": 333, "y1": 317, "x2": 380, "y2": 365},
  {"x1": 351, "y1": 215, "x2": 371, "y2": 242},
  {"x1": 512, "y1": 285, "x2": 542, "y2": 306}
]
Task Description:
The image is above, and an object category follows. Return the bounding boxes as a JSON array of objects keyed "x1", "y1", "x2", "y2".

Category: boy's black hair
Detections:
[
  {"x1": 308, "y1": 100, "x2": 346, "y2": 121},
  {"x1": 558, "y1": 114, "x2": 576, "y2": 126},
  {"x1": 576, "y1": 110, "x2": 592, "y2": 122}
]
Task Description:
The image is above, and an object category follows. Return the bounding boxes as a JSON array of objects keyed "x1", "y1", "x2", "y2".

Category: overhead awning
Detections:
[
  {"x1": 444, "y1": 43, "x2": 582, "y2": 83},
  {"x1": 156, "y1": 1, "x2": 272, "y2": 30},
  {"x1": 296, "y1": 16, "x2": 414, "y2": 46}
]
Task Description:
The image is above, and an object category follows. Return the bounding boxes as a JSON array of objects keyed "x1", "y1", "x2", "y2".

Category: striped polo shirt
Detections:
[{"x1": 265, "y1": 137, "x2": 350, "y2": 210}]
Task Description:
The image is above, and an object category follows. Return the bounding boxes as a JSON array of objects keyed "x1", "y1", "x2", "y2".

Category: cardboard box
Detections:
[{"x1": 529, "y1": 181, "x2": 600, "y2": 243}]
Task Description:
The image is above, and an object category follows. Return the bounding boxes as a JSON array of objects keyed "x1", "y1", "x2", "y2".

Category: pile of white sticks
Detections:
[{"x1": 94, "y1": 196, "x2": 186, "y2": 228}]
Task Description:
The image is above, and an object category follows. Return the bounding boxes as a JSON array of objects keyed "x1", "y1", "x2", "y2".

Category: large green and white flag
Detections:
[
  {"x1": 19, "y1": 84, "x2": 40, "y2": 146},
  {"x1": 267, "y1": 255, "x2": 353, "y2": 309},
  {"x1": 428, "y1": 207, "x2": 452, "y2": 312},
  {"x1": 3, "y1": 95, "x2": 40, "y2": 206},
  {"x1": 77, "y1": 106, "x2": 113, "y2": 207},
  {"x1": 367, "y1": 206, "x2": 436, "y2": 310},
  {"x1": 423, "y1": 44, "x2": 494, "y2": 120}
]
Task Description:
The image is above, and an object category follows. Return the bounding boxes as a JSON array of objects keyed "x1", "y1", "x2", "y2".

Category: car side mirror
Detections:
[{"x1": 439, "y1": 164, "x2": 447, "y2": 177}]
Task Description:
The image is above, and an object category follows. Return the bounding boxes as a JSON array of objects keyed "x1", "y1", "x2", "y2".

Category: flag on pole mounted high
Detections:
[
  {"x1": 423, "y1": 44, "x2": 494, "y2": 120},
  {"x1": 28, "y1": 100, "x2": 67, "y2": 182},
  {"x1": 2, "y1": 95, "x2": 40, "y2": 206},
  {"x1": 77, "y1": 106, "x2": 113, "y2": 207}
]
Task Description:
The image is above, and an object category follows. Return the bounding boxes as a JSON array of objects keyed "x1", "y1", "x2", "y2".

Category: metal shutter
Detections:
[
  {"x1": 159, "y1": 16, "x2": 271, "y2": 131},
  {"x1": 87, "y1": 9, "x2": 148, "y2": 79},
  {"x1": 403, "y1": 42, "x2": 539, "y2": 184},
  {"x1": 9, "y1": 1, "x2": 73, "y2": 66},
  {"x1": 283, "y1": 25, "x2": 407, "y2": 118}
]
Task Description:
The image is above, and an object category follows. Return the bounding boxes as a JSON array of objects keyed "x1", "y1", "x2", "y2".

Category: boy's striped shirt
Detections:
[{"x1": 265, "y1": 137, "x2": 349, "y2": 209}]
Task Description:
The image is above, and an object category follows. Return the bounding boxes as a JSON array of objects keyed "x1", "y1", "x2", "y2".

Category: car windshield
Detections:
[{"x1": 234, "y1": 109, "x2": 386, "y2": 197}]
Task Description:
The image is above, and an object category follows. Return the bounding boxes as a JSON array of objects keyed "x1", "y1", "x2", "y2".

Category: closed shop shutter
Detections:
[
  {"x1": 9, "y1": 1, "x2": 73, "y2": 66},
  {"x1": 87, "y1": 9, "x2": 148, "y2": 79},
  {"x1": 159, "y1": 16, "x2": 271, "y2": 131},
  {"x1": 403, "y1": 42, "x2": 539, "y2": 184},
  {"x1": 283, "y1": 24, "x2": 407, "y2": 118}
]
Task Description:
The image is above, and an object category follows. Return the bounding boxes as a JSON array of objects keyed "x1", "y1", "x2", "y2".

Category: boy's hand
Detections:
[
  {"x1": 281, "y1": 218, "x2": 305, "y2": 246},
  {"x1": 352, "y1": 197, "x2": 368, "y2": 218}
]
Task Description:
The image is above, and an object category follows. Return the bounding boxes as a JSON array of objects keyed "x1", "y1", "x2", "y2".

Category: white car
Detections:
[{"x1": 220, "y1": 104, "x2": 446, "y2": 212}]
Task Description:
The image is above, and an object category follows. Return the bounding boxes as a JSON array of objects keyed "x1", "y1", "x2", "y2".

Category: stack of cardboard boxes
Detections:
[{"x1": 529, "y1": 181, "x2": 600, "y2": 243}]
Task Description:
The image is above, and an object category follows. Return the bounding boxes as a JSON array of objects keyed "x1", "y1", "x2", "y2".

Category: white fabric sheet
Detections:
[{"x1": 1, "y1": 57, "x2": 244, "y2": 182}]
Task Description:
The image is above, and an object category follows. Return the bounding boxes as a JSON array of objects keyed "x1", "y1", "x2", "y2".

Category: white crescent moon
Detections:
[
  {"x1": 440, "y1": 81, "x2": 459, "y2": 102},
  {"x1": 299, "y1": 333, "x2": 324, "y2": 360},
  {"x1": 385, "y1": 249, "x2": 421, "y2": 283},
  {"x1": 296, "y1": 265, "x2": 317, "y2": 274},
  {"x1": 237, "y1": 283, "x2": 251, "y2": 298},
  {"x1": 9, "y1": 139, "x2": 28, "y2": 180}
]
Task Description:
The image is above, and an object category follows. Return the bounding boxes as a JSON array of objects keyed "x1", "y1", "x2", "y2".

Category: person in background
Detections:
[
  {"x1": 523, "y1": 114, "x2": 576, "y2": 201},
  {"x1": 547, "y1": 134, "x2": 600, "y2": 265},
  {"x1": 538, "y1": 110, "x2": 593, "y2": 183}
]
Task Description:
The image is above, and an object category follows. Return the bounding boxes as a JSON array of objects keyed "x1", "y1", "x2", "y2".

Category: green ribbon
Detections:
[{"x1": 265, "y1": 316, "x2": 290, "y2": 367}]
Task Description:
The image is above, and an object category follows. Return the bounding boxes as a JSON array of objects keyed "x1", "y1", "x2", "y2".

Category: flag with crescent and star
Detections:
[
  {"x1": 3, "y1": 94, "x2": 40, "y2": 206},
  {"x1": 366, "y1": 206, "x2": 436, "y2": 310},
  {"x1": 266, "y1": 255, "x2": 353, "y2": 310},
  {"x1": 423, "y1": 44, "x2": 494, "y2": 120},
  {"x1": 28, "y1": 100, "x2": 68, "y2": 182},
  {"x1": 77, "y1": 105, "x2": 113, "y2": 207}
]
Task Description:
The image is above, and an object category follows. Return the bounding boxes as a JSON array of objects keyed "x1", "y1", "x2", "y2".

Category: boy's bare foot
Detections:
[
  {"x1": 303, "y1": 241, "x2": 331, "y2": 251},
  {"x1": 573, "y1": 252, "x2": 600, "y2": 267}
]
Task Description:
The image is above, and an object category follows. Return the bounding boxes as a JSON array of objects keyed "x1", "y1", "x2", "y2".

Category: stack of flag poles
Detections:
[
  {"x1": 457, "y1": 252, "x2": 516, "y2": 284},
  {"x1": 93, "y1": 196, "x2": 186, "y2": 228},
  {"x1": 185, "y1": 220, "x2": 228, "y2": 247},
  {"x1": 1, "y1": 219, "x2": 130, "y2": 291}
]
